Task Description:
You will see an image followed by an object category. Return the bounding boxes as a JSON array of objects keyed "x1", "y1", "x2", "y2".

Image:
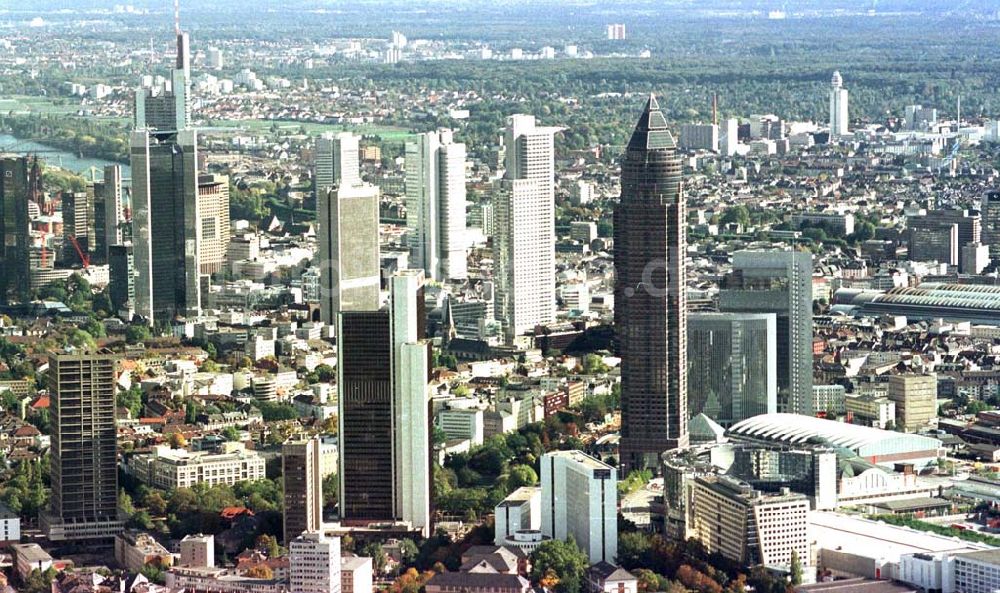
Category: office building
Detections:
[
  {"x1": 904, "y1": 105, "x2": 938, "y2": 131},
  {"x1": 540, "y1": 450, "x2": 617, "y2": 564},
  {"x1": 180, "y1": 534, "x2": 215, "y2": 567},
  {"x1": 721, "y1": 118, "x2": 740, "y2": 156},
  {"x1": 283, "y1": 436, "x2": 323, "y2": 544},
  {"x1": 687, "y1": 312, "x2": 777, "y2": 426},
  {"x1": 845, "y1": 394, "x2": 896, "y2": 429},
  {"x1": 948, "y1": 550, "x2": 1000, "y2": 593},
  {"x1": 405, "y1": 129, "x2": 468, "y2": 281},
  {"x1": 679, "y1": 123, "x2": 719, "y2": 152},
  {"x1": 494, "y1": 114, "x2": 559, "y2": 344},
  {"x1": 494, "y1": 486, "x2": 541, "y2": 547},
  {"x1": 338, "y1": 270, "x2": 431, "y2": 536},
  {"x1": 290, "y1": 531, "x2": 341, "y2": 593},
  {"x1": 125, "y1": 443, "x2": 266, "y2": 490},
  {"x1": 198, "y1": 174, "x2": 230, "y2": 275},
  {"x1": 962, "y1": 242, "x2": 990, "y2": 275},
  {"x1": 92, "y1": 165, "x2": 124, "y2": 264},
  {"x1": 908, "y1": 214, "x2": 964, "y2": 266},
  {"x1": 342, "y1": 557, "x2": 374, "y2": 593},
  {"x1": 109, "y1": 244, "x2": 135, "y2": 316},
  {"x1": 887, "y1": 374, "x2": 938, "y2": 433},
  {"x1": 0, "y1": 156, "x2": 29, "y2": 304},
  {"x1": 790, "y1": 212, "x2": 855, "y2": 236},
  {"x1": 616, "y1": 95, "x2": 689, "y2": 470},
  {"x1": 43, "y1": 350, "x2": 125, "y2": 540},
  {"x1": 61, "y1": 190, "x2": 93, "y2": 265},
  {"x1": 315, "y1": 133, "x2": 361, "y2": 196},
  {"x1": 317, "y1": 133, "x2": 381, "y2": 325},
  {"x1": 720, "y1": 250, "x2": 814, "y2": 415},
  {"x1": 135, "y1": 29, "x2": 190, "y2": 133},
  {"x1": 829, "y1": 70, "x2": 849, "y2": 138},
  {"x1": 982, "y1": 190, "x2": 1000, "y2": 259},
  {"x1": 812, "y1": 384, "x2": 847, "y2": 415},
  {"x1": 131, "y1": 128, "x2": 202, "y2": 322},
  {"x1": 606, "y1": 24, "x2": 626, "y2": 40},
  {"x1": 207, "y1": 47, "x2": 223, "y2": 70},
  {"x1": 690, "y1": 475, "x2": 809, "y2": 569}
]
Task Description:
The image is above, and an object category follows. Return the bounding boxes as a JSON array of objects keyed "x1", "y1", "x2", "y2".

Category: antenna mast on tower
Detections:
[{"x1": 174, "y1": 0, "x2": 180, "y2": 35}]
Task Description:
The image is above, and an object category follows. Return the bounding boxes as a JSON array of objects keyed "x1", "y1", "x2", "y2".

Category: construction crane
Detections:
[{"x1": 67, "y1": 235, "x2": 89, "y2": 269}]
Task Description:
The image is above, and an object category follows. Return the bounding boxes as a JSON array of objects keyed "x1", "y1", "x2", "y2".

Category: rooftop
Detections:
[{"x1": 728, "y1": 413, "x2": 942, "y2": 452}]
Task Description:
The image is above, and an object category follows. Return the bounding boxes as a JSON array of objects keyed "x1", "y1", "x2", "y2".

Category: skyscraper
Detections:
[
  {"x1": 0, "y1": 156, "x2": 30, "y2": 305},
  {"x1": 61, "y1": 191, "x2": 93, "y2": 266},
  {"x1": 980, "y1": 190, "x2": 1000, "y2": 260},
  {"x1": 315, "y1": 132, "x2": 361, "y2": 197},
  {"x1": 687, "y1": 313, "x2": 777, "y2": 427},
  {"x1": 829, "y1": 70, "x2": 849, "y2": 138},
  {"x1": 131, "y1": 128, "x2": 201, "y2": 323},
  {"x1": 615, "y1": 95, "x2": 689, "y2": 471},
  {"x1": 337, "y1": 270, "x2": 431, "y2": 536},
  {"x1": 197, "y1": 174, "x2": 231, "y2": 275},
  {"x1": 720, "y1": 250, "x2": 814, "y2": 416},
  {"x1": 316, "y1": 133, "x2": 381, "y2": 325},
  {"x1": 130, "y1": 25, "x2": 201, "y2": 324},
  {"x1": 540, "y1": 450, "x2": 617, "y2": 564},
  {"x1": 43, "y1": 350, "x2": 124, "y2": 540},
  {"x1": 405, "y1": 129, "x2": 468, "y2": 282},
  {"x1": 494, "y1": 114, "x2": 559, "y2": 344},
  {"x1": 283, "y1": 436, "x2": 323, "y2": 543},
  {"x1": 92, "y1": 165, "x2": 124, "y2": 265}
]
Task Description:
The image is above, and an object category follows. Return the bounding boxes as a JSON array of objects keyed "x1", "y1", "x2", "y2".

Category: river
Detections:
[{"x1": 0, "y1": 134, "x2": 130, "y2": 180}]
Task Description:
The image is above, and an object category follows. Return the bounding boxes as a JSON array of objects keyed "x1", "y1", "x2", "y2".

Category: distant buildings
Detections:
[
  {"x1": 405, "y1": 129, "x2": 468, "y2": 282},
  {"x1": 283, "y1": 436, "x2": 324, "y2": 544},
  {"x1": 338, "y1": 270, "x2": 432, "y2": 536},
  {"x1": 687, "y1": 312, "x2": 777, "y2": 426},
  {"x1": 720, "y1": 250, "x2": 814, "y2": 415},
  {"x1": 316, "y1": 133, "x2": 381, "y2": 324},
  {"x1": 606, "y1": 24, "x2": 626, "y2": 40},
  {"x1": 43, "y1": 350, "x2": 125, "y2": 540},
  {"x1": 829, "y1": 70, "x2": 849, "y2": 138},
  {"x1": 616, "y1": 95, "x2": 689, "y2": 471},
  {"x1": 679, "y1": 123, "x2": 719, "y2": 152},
  {"x1": 290, "y1": 531, "x2": 341, "y2": 593},
  {"x1": 494, "y1": 114, "x2": 559, "y2": 344},
  {"x1": 540, "y1": 450, "x2": 617, "y2": 564}
]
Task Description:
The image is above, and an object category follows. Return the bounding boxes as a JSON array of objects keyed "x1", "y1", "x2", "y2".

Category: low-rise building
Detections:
[
  {"x1": 341, "y1": 555, "x2": 374, "y2": 593},
  {"x1": 124, "y1": 442, "x2": 266, "y2": 489},
  {"x1": 115, "y1": 529, "x2": 173, "y2": 573}
]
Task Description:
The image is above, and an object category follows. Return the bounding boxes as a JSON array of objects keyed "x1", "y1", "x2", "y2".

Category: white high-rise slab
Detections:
[
  {"x1": 829, "y1": 70, "x2": 849, "y2": 138},
  {"x1": 405, "y1": 130, "x2": 468, "y2": 281},
  {"x1": 290, "y1": 531, "x2": 341, "y2": 593},
  {"x1": 494, "y1": 114, "x2": 559, "y2": 344},
  {"x1": 540, "y1": 450, "x2": 617, "y2": 564}
]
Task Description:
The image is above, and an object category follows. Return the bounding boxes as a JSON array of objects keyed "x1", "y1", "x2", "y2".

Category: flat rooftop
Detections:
[
  {"x1": 797, "y1": 578, "x2": 918, "y2": 593},
  {"x1": 810, "y1": 512, "x2": 990, "y2": 560},
  {"x1": 954, "y1": 548, "x2": 1000, "y2": 566}
]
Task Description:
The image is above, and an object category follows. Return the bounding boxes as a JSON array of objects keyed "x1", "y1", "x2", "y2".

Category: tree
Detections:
[
  {"x1": 125, "y1": 324, "x2": 153, "y2": 345},
  {"x1": 363, "y1": 541, "x2": 389, "y2": 574},
  {"x1": 790, "y1": 549, "x2": 803, "y2": 586},
  {"x1": 530, "y1": 539, "x2": 589, "y2": 593},
  {"x1": 617, "y1": 531, "x2": 652, "y2": 569},
  {"x1": 246, "y1": 564, "x2": 274, "y2": 579},
  {"x1": 257, "y1": 534, "x2": 283, "y2": 559},
  {"x1": 508, "y1": 464, "x2": 539, "y2": 488},
  {"x1": 398, "y1": 538, "x2": 420, "y2": 566},
  {"x1": 390, "y1": 568, "x2": 435, "y2": 593},
  {"x1": 169, "y1": 432, "x2": 188, "y2": 449},
  {"x1": 582, "y1": 354, "x2": 609, "y2": 375},
  {"x1": 222, "y1": 426, "x2": 242, "y2": 441}
]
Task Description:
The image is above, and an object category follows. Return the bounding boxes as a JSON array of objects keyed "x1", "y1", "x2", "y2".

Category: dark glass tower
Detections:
[
  {"x1": 615, "y1": 95, "x2": 689, "y2": 472},
  {"x1": 0, "y1": 157, "x2": 30, "y2": 304}
]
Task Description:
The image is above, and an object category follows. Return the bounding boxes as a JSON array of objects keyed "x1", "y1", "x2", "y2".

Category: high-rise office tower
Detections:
[
  {"x1": 92, "y1": 165, "x2": 123, "y2": 265},
  {"x1": 405, "y1": 129, "x2": 468, "y2": 282},
  {"x1": 687, "y1": 313, "x2": 777, "y2": 427},
  {"x1": 616, "y1": 95, "x2": 689, "y2": 471},
  {"x1": 540, "y1": 451, "x2": 617, "y2": 564},
  {"x1": 0, "y1": 156, "x2": 29, "y2": 305},
  {"x1": 316, "y1": 133, "x2": 381, "y2": 325},
  {"x1": 62, "y1": 191, "x2": 93, "y2": 266},
  {"x1": 197, "y1": 174, "x2": 230, "y2": 275},
  {"x1": 907, "y1": 217, "x2": 958, "y2": 266},
  {"x1": 290, "y1": 531, "x2": 341, "y2": 593},
  {"x1": 829, "y1": 70, "x2": 849, "y2": 139},
  {"x1": 338, "y1": 270, "x2": 431, "y2": 536},
  {"x1": 283, "y1": 436, "x2": 324, "y2": 543},
  {"x1": 720, "y1": 118, "x2": 740, "y2": 156},
  {"x1": 43, "y1": 350, "x2": 124, "y2": 540},
  {"x1": 720, "y1": 250, "x2": 814, "y2": 416},
  {"x1": 314, "y1": 132, "x2": 361, "y2": 197},
  {"x1": 131, "y1": 128, "x2": 201, "y2": 323},
  {"x1": 109, "y1": 244, "x2": 135, "y2": 317},
  {"x1": 493, "y1": 114, "x2": 558, "y2": 344},
  {"x1": 982, "y1": 190, "x2": 1000, "y2": 259},
  {"x1": 130, "y1": 24, "x2": 201, "y2": 324}
]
